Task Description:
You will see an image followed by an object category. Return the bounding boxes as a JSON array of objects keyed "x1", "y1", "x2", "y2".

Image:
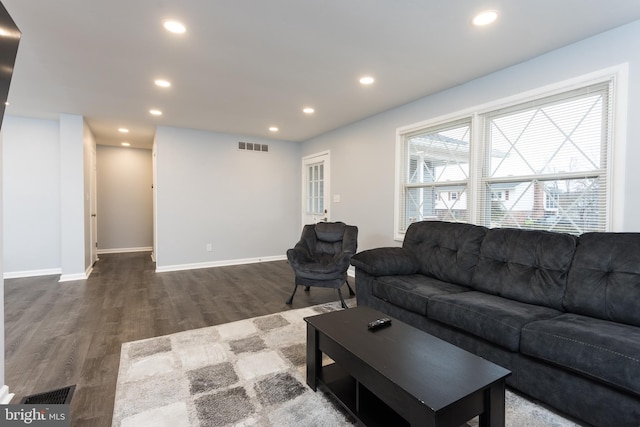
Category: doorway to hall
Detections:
[{"x1": 95, "y1": 145, "x2": 153, "y2": 256}]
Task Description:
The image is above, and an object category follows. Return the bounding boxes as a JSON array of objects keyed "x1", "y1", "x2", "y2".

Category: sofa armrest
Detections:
[{"x1": 350, "y1": 247, "x2": 419, "y2": 276}]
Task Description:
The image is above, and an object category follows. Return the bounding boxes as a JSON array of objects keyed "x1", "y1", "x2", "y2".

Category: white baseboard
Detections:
[
  {"x1": 98, "y1": 246, "x2": 153, "y2": 255},
  {"x1": 156, "y1": 255, "x2": 287, "y2": 273},
  {"x1": 58, "y1": 272, "x2": 88, "y2": 282},
  {"x1": 0, "y1": 385, "x2": 14, "y2": 404},
  {"x1": 3, "y1": 268, "x2": 62, "y2": 279}
]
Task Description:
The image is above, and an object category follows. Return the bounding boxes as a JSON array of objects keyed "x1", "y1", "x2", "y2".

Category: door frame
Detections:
[
  {"x1": 301, "y1": 150, "x2": 330, "y2": 227},
  {"x1": 89, "y1": 146, "x2": 98, "y2": 265}
]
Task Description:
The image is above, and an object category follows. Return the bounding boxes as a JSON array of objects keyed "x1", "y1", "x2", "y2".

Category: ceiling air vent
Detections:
[{"x1": 238, "y1": 142, "x2": 268, "y2": 152}]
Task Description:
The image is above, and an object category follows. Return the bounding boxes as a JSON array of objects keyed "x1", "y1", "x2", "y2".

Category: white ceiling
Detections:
[{"x1": 3, "y1": 1, "x2": 640, "y2": 149}]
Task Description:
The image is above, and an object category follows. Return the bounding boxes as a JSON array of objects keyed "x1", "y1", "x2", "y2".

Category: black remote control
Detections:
[{"x1": 368, "y1": 318, "x2": 392, "y2": 330}]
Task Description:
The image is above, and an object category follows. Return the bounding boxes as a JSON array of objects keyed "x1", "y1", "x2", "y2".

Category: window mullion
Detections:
[{"x1": 469, "y1": 113, "x2": 482, "y2": 225}]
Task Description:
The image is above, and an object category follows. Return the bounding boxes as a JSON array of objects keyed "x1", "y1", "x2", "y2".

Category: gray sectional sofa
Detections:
[{"x1": 350, "y1": 220, "x2": 640, "y2": 427}]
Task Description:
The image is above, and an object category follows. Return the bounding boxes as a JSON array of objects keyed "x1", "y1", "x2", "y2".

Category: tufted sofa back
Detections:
[
  {"x1": 403, "y1": 221, "x2": 487, "y2": 287},
  {"x1": 470, "y1": 228, "x2": 577, "y2": 310},
  {"x1": 565, "y1": 232, "x2": 640, "y2": 327}
]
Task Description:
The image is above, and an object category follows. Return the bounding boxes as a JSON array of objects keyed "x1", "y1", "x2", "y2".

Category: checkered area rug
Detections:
[
  {"x1": 112, "y1": 300, "x2": 581, "y2": 427},
  {"x1": 112, "y1": 301, "x2": 355, "y2": 427}
]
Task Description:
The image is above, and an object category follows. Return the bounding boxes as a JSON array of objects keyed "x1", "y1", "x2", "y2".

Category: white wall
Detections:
[
  {"x1": 59, "y1": 114, "x2": 88, "y2": 280},
  {"x1": 2, "y1": 116, "x2": 61, "y2": 275},
  {"x1": 2, "y1": 114, "x2": 95, "y2": 279},
  {"x1": 154, "y1": 126, "x2": 301, "y2": 270},
  {"x1": 96, "y1": 145, "x2": 153, "y2": 252},
  {"x1": 302, "y1": 19, "x2": 640, "y2": 250}
]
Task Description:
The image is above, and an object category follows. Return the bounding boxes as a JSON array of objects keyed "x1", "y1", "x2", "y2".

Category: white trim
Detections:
[
  {"x1": 155, "y1": 255, "x2": 287, "y2": 273},
  {"x1": 609, "y1": 64, "x2": 628, "y2": 231},
  {"x1": 393, "y1": 132, "x2": 404, "y2": 241},
  {"x1": 59, "y1": 272, "x2": 88, "y2": 282},
  {"x1": 3, "y1": 268, "x2": 62, "y2": 279},
  {"x1": 395, "y1": 64, "x2": 628, "y2": 236},
  {"x1": 0, "y1": 385, "x2": 14, "y2": 404},
  {"x1": 98, "y1": 246, "x2": 153, "y2": 255}
]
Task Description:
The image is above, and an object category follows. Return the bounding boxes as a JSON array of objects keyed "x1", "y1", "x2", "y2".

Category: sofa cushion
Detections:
[
  {"x1": 402, "y1": 221, "x2": 487, "y2": 287},
  {"x1": 521, "y1": 313, "x2": 640, "y2": 395},
  {"x1": 350, "y1": 247, "x2": 419, "y2": 276},
  {"x1": 471, "y1": 228, "x2": 577, "y2": 310},
  {"x1": 565, "y1": 232, "x2": 640, "y2": 327},
  {"x1": 372, "y1": 275, "x2": 470, "y2": 316},
  {"x1": 429, "y1": 291, "x2": 562, "y2": 351}
]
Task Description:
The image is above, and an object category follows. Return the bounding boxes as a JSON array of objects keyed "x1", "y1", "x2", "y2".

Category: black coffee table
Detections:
[{"x1": 304, "y1": 306, "x2": 511, "y2": 427}]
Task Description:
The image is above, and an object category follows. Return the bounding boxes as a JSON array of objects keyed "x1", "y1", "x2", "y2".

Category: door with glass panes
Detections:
[{"x1": 302, "y1": 152, "x2": 330, "y2": 225}]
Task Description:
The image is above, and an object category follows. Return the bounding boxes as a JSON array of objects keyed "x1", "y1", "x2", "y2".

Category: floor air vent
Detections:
[{"x1": 20, "y1": 385, "x2": 76, "y2": 404}]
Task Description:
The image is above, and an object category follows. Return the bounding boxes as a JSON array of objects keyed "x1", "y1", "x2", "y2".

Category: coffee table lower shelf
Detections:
[{"x1": 318, "y1": 362, "x2": 409, "y2": 427}]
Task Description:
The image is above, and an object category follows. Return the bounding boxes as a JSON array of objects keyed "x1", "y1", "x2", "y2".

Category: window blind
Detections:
[{"x1": 478, "y1": 81, "x2": 612, "y2": 234}]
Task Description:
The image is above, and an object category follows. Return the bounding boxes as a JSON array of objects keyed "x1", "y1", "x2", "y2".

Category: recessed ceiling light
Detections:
[
  {"x1": 121, "y1": 142, "x2": 131, "y2": 147},
  {"x1": 163, "y1": 20, "x2": 186, "y2": 34},
  {"x1": 0, "y1": 27, "x2": 19, "y2": 38},
  {"x1": 472, "y1": 10, "x2": 498, "y2": 26},
  {"x1": 303, "y1": 107, "x2": 315, "y2": 114},
  {"x1": 269, "y1": 126, "x2": 279, "y2": 132},
  {"x1": 154, "y1": 79, "x2": 171, "y2": 88},
  {"x1": 149, "y1": 109, "x2": 163, "y2": 116},
  {"x1": 118, "y1": 128, "x2": 129, "y2": 133},
  {"x1": 359, "y1": 76, "x2": 375, "y2": 85}
]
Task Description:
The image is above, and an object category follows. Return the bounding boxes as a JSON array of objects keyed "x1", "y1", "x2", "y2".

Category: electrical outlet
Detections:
[{"x1": 206, "y1": 243, "x2": 212, "y2": 252}]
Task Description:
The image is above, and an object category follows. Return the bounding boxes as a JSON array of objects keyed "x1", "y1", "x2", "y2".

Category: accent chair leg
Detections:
[
  {"x1": 346, "y1": 279, "x2": 355, "y2": 296},
  {"x1": 304, "y1": 286, "x2": 310, "y2": 292},
  {"x1": 337, "y1": 288, "x2": 348, "y2": 309},
  {"x1": 286, "y1": 284, "x2": 298, "y2": 305}
]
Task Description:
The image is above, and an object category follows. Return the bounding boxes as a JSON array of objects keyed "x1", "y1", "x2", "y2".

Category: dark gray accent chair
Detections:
[{"x1": 286, "y1": 221, "x2": 358, "y2": 308}]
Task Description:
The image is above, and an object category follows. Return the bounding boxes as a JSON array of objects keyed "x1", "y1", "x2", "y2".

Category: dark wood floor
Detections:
[{"x1": 4, "y1": 252, "x2": 347, "y2": 427}]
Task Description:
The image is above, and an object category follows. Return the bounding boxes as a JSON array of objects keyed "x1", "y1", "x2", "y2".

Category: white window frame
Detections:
[{"x1": 395, "y1": 64, "x2": 628, "y2": 241}]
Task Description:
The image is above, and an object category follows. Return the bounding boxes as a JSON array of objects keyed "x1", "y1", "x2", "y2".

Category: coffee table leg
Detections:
[
  {"x1": 479, "y1": 381, "x2": 506, "y2": 427},
  {"x1": 306, "y1": 323, "x2": 321, "y2": 391}
]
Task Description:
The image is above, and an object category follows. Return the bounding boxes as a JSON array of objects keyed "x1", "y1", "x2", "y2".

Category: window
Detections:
[
  {"x1": 397, "y1": 73, "x2": 620, "y2": 237},
  {"x1": 307, "y1": 163, "x2": 324, "y2": 214},
  {"x1": 400, "y1": 119, "x2": 471, "y2": 228},
  {"x1": 491, "y1": 191, "x2": 509, "y2": 201}
]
